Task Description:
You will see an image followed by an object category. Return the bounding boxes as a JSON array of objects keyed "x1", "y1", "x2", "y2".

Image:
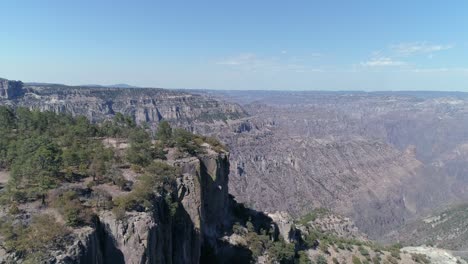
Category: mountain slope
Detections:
[{"x1": 392, "y1": 203, "x2": 468, "y2": 250}]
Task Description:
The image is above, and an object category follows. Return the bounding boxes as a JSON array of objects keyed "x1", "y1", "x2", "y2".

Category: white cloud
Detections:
[
  {"x1": 361, "y1": 57, "x2": 406, "y2": 67},
  {"x1": 359, "y1": 41, "x2": 457, "y2": 70},
  {"x1": 391, "y1": 42, "x2": 453, "y2": 56},
  {"x1": 216, "y1": 53, "x2": 323, "y2": 73}
]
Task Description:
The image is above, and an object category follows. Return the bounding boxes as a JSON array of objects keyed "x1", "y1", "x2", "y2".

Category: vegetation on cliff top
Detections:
[{"x1": 0, "y1": 106, "x2": 226, "y2": 262}]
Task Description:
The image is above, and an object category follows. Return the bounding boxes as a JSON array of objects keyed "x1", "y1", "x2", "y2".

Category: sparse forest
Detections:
[{"x1": 0, "y1": 106, "x2": 229, "y2": 262}]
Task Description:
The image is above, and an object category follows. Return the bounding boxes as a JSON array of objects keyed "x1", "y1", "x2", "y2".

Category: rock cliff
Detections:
[
  {"x1": 0, "y1": 78, "x2": 23, "y2": 99},
  {"x1": 0, "y1": 80, "x2": 245, "y2": 129},
  {"x1": 57, "y1": 152, "x2": 232, "y2": 264}
]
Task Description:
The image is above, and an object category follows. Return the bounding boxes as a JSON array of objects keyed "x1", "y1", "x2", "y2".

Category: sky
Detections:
[{"x1": 1, "y1": 0, "x2": 467, "y2": 91}]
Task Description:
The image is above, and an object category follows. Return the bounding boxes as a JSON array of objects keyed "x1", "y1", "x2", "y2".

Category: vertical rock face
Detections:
[
  {"x1": 97, "y1": 212, "x2": 161, "y2": 264},
  {"x1": 0, "y1": 82, "x2": 246, "y2": 128},
  {"x1": 171, "y1": 152, "x2": 231, "y2": 261},
  {"x1": 59, "y1": 152, "x2": 231, "y2": 264},
  {"x1": 53, "y1": 227, "x2": 103, "y2": 264},
  {"x1": 0, "y1": 78, "x2": 23, "y2": 99}
]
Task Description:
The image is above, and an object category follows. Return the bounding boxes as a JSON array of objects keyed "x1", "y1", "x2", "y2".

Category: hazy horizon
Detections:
[{"x1": 0, "y1": 76, "x2": 466, "y2": 93}]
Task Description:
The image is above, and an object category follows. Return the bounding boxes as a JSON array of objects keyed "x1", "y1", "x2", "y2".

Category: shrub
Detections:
[
  {"x1": 126, "y1": 128, "x2": 154, "y2": 167},
  {"x1": 411, "y1": 253, "x2": 430, "y2": 264},
  {"x1": 372, "y1": 255, "x2": 381, "y2": 264},
  {"x1": 332, "y1": 257, "x2": 340, "y2": 264},
  {"x1": 156, "y1": 121, "x2": 172, "y2": 144},
  {"x1": 153, "y1": 142, "x2": 167, "y2": 160},
  {"x1": 86, "y1": 180, "x2": 97, "y2": 189},
  {"x1": 112, "y1": 206, "x2": 126, "y2": 221},
  {"x1": 352, "y1": 255, "x2": 362, "y2": 264},
  {"x1": 204, "y1": 136, "x2": 227, "y2": 152},
  {"x1": 337, "y1": 242, "x2": 345, "y2": 250},
  {"x1": 130, "y1": 164, "x2": 143, "y2": 173},
  {"x1": 298, "y1": 208, "x2": 330, "y2": 225},
  {"x1": 165, "y1": 194, "x2": 179, "y2": 217},
  {"x1": 113, "y1": 162, "x2": 178, "y2": 212},
  {"x1": 8, "y1": 202, "x2": 20, "y2": 215},
  {"x1": 245, "y1": 231, "x2": 270, "y2": 259},
  {"x1": 303, "y1": 230, "x2": 320, "y2": 248},
  {"x1": 50, "y1": 190, "x2": 94, "y2": 227},
  {"x1": 316, "y1": 255, "x2": 327, "y2": 264},
  {"x1": 173, "y1": 128, "x2": 203, "y2": 155},
  {"x1": 359, "y1": 246, "x2": 370, "y2": 256},
  {"x1": 269, "y1": 240, "x2": 295, "y2": 263},
  {"x1": 319, "y1": 241, "x2": 330, "y2": 254},
  {"x1": 390, "y1": 250, "x2": 401, "y2": 260},
  {"x1": 0, "y1": 214, "x2": 70, "y2": 261},
  {"x1": 297, "y1": 251, "x2": 311, "y2": 264}
]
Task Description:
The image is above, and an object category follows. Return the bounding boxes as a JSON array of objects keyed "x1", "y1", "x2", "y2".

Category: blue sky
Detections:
[{"x1": 1, "y1": 0, "x2": 467, "y2": 91}]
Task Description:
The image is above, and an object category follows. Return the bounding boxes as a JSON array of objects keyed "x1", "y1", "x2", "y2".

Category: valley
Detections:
[
  {"x1": 199, "y1": 90, "x2": 468, "y2": 242},
  {"x1": 1, "y1": 78, "x2": 468, "y2": 263}
]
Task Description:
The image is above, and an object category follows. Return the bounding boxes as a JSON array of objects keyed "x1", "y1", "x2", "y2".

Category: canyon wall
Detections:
[
  {"x1": 0, "y1": 78, "x2": 23, "y2": 99},
  {"x1": 0, "y1": 81, "x2": 245, "y2": 129},
  {"x1": 49, "y1": 152, "x2": 232, "y2": 264}
]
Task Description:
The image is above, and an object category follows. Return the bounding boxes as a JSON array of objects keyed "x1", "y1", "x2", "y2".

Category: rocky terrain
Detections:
[
  {"x1": 2, "y1": 78, "x2": 468, "y2": 255},
  {"x1": 401, "y1": 247, "x2": 466, "y2": 264},
  {"x1": 0, "y1": 107, "x2": 275, "y2": 263},
  {"x1": 198, "y1": 90, "x2": 468, "y2": 241},
  {"x1": 389, "y1": 203, "x2": 468, "y2": 251},
  {"x1": 0, "y1": 78, "x2": 23, "y2": 99},
  {"x1": 266, "y1": 210, "x2": 466, "y2": 264},
  {"x1": 0, "y1": 80, "x2": 246, "y2": 130},
  {"x1": 55, "y1": 150, "x2": 234, "y2": 264},
  {"x1": 2, "y1": 106, "x2": 442, "y2": 264}
]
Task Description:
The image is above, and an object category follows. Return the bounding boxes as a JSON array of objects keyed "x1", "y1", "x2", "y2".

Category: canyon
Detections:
[
  {"x1": 1, "y1": 79, "x2": 468, "y2": 262},
  {"x1": 196, "y1": 90, "x2": 468, "y2": 242}
]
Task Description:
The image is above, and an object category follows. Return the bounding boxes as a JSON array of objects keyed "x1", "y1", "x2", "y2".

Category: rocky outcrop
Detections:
[
  {"x1": 307, "y1": 213, "x2": 368, "y2": 241},
  {"x1": 53, "y1": 227, "x2": 103, "y2": 264},
  {"x1": 401, "y1": 246, "x2": 467, "y2": 264},
  {"x1": 97, "y1": 212, "x2": 160, "y2": 264},
  {"x1": 0, "y1": 78, "x2": 23, "y2": 99},
  {"x1": 269, "y1": 210, "x2": 368, "y2": 245},
  {"x1": 172, "y1": 152, "x2": 231, "y2": 249},
  {"x1": 267, "y1": 212, "x2": 294, "y2": 243},
  {"x1": 51, "y1": 151, "x2": 232, "y2": 264}
]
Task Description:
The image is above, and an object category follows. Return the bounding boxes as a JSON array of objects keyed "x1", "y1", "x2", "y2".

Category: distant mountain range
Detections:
[
  {"x1": 82, "y1": 83, "x2": 140, "y2": 88},
  {"x1": 25, "y1": 82, "x2": 140, "y2": 89}
]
